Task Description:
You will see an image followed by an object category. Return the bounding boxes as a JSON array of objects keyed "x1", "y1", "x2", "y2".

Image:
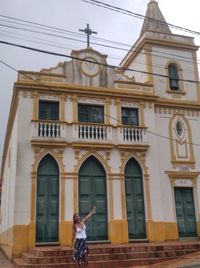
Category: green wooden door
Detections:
[
  {"x1": 125, "y1": 158, "x2": 146, "y2": 239},
  {"x1": 79, "y1": 156, "x2": 107, "y2": 241},
  {"x1": 36, "y1": 155, "x2": 59, "y2": 243},
  {"x1": 175, "y1": 188, "x2": 197, "y2": 237}
]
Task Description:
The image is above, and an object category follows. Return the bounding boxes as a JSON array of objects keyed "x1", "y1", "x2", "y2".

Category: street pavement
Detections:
[{"x1": 0, "y1": 250, "x2": 14, "y2": 268}]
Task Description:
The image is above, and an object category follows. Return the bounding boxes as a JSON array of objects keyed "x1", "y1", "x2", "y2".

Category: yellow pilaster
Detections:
[
  {"x1": 32, "y1": 91, "x2": 38, "y2": 120},
  {"x1": 60, "y1": 94, "x2": 66, "y2": 121},
  {"x1": 109, "y1": 220, "x2": 128, "y2": 243},
  {"x1": 105, "y1": 98, "x2": 110, "y2": 124}
]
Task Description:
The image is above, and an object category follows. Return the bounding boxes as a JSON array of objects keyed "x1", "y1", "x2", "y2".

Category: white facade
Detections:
[{"x1": 1, "y1": 0, "x2": 200, "y2": 259}]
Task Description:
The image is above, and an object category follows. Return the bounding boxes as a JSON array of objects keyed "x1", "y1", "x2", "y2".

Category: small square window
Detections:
[
  {"x1": 78, "y1": 104, "x2": 104, "y2": 123},
  {"x1": 121, "y1": 107, "x2": 139, "y2": 126},
  {"x1": 39, "y1": 101, "x2": 59, "y2": 120}
]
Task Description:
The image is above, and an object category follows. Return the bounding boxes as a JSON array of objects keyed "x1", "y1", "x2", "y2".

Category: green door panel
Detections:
[
  {"x1": 175, "y1": 188, "x2": 197, "y2": 237},
  {"x1": 125, "y1": 159, "x2": 146, "y2": 239},
  {"x1": 36, "y1": 155, "x2": 59, "y2": 243},
  {"x1": 79, "y1": 156, "x2": 108, "y2": 241}
]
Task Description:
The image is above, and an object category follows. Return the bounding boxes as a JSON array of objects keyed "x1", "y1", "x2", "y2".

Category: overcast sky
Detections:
[{"x1": 0, "y1": 0, "x2": 200, "y2": 160}]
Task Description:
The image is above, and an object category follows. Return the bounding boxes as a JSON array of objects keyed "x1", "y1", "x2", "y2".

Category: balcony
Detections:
[{"x1": 31, "y1": 120, "x2": 148, "y2": 147}]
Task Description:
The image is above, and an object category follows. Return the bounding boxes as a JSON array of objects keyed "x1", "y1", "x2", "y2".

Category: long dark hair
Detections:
[{"x1": 73, "y1": 213, "x2": 79, "y2": 224}]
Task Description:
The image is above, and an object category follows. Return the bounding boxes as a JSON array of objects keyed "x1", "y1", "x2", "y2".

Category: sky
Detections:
[{"x1": 0, "y1": 0, "x2": 200, "y2": 161}]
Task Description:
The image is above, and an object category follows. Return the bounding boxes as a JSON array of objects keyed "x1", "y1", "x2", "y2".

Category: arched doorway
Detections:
[
  {"x1": 78, "y1": 156, "x2": 108, "y2": 241},
  {"x1": 125, "y1": 158, "x2": 146, "y2": 239},
  {"x1": 36, "y1": 154, "x2": 59, "y2": 243}
]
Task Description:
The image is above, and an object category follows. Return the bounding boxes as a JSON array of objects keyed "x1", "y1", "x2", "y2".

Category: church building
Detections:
[{"x1": 1, "y1": 0, "x2": 200, "y2": 259}]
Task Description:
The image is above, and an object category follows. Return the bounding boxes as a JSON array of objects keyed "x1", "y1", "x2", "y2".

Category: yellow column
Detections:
[
  {"x1": 140, "y1": 102, "x2": 145, "y2": 127},
  {"x1": 60, "y1": 95, "x2": 66, "y2": 121},
  {"x1": 32, "y1": 91, "x2": 38, "y2": 120},
  {"x1": 115, "y1": 98, "x2": 121, "y2": 125},
  {"x1": 144, "y1": 45, "x2": 153, "y2": 84},
  {"x1": 105, "y1": 98, "x2": 110, "y2": 125},
  {"x1": 72, "y1": 95, "x2": 78, "y2": 123}
]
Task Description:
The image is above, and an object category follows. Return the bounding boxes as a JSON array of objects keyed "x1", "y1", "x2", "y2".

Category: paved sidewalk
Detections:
[{"x1": 0, "y1": 250, "x2": 14, "y2": 268}]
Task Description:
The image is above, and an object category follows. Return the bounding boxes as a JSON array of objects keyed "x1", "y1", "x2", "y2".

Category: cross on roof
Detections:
[{"x1": 79, "y1": 24, "x2": 97, "y2": 48}]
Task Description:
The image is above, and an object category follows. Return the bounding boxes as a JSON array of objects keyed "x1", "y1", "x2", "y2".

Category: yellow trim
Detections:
[
  {"x1": 74, "y1": 151, "x2": 111, "y2": 174},
  {"x1": 166, "y1": 170, "x2": 200, "y2": 178},
  {"x1": 108, "y1": 220, "x2": 128, "y2": 243},
  {"x1": 121, "y1": 35, "x2": 199, "y2": 71},
  {"x1": 197, "y1": 221, "x2": 200, "y2": 237},
  {"x1": 121, "y1": 178, "x2": 126, "y2": 219},
  {"x1": 146, "y1": 220, "x2": 178, "y2": 242},
  {"x1": 140, "y1": 102, "x2": 145, "y2": 127},
  {"x1": 192, "y1": 52, "x2": 200, "y2": 102},
  {"x1": 59, "y1": 221, "x2": 73, "y2": 246},
  {"x1": 61, "y1": 179, "x2": 65, "y2": 221},
  {"x1": 144, "y1": 174, "x2": 152, "y2": 220},
  {"x1": 144, "y1": 45, "x2": 153, "y2": 84},
  {"x1": 169, "y1": 115, "x2": 195, "y2": 168},
  {"x1": 115, "y1": 98, "x2": 121, "y2": 125},
  {"x1": 60, "y1": 94, "x2": 66, "y2": 121},
  {"x1": 165, "y1": 60, "x2": 185, "y2": 95},
  {"x1": 109, "y1": 175, "x2": 114, "y2": 220},
  {"x1": 72, "y1": 95, "x2": 78, "y2": 123},
  {"x1": 105, "y1": 98, "x2": 110, "y2": 124},
  {"x1": 32, "y1": 91, "x2": 38, "y2": 120}
]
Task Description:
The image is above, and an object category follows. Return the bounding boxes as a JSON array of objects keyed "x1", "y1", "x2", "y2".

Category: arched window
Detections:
[{"x1": 168, "y1": 63, "x2": 179, "y2": 90}]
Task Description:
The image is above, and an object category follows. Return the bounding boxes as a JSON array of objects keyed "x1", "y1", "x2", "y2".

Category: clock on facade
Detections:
[{"x1": 81, "y1": 57, "x2": 99, "y2": 77}]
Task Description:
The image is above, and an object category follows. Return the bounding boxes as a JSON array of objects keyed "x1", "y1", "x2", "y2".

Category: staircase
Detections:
[{"x1": 13, "y1": 241, "x2": 200, "y2": 268}]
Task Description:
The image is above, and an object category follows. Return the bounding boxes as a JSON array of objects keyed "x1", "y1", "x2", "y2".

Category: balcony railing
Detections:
[
  {"x1": 122, "y1": 127, "x2": 144, "y2": 142},
  {"x1": 78, "y1": 124, "x2": 107, "y2": 140},
  {"x1": 31, "y1": 120, "x2": 148, "y2": 145},
  {"x1": 38, "y1": 121, "x2": 60, "y2": 138}
]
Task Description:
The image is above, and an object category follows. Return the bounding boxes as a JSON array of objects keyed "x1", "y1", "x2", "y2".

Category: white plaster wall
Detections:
[
  {"x1": 65, "y1": 96, "x2": 73, "y2": 123},
  {"x1": 14, "y1": 93, "x2": 34, "y2": 225},
  {"x1": 65, "y1": 179, "x2": 74, "y2": 221},
  {"x1": 0, "y1": 108, "x2": 18, "y2": 232},
  {"x1": 144, "y1": 106, "x2": 165, "y2": 221},
  {"x1": 154, "y1": 113, "x2": 175, "y2": 222},
  {"x1": 152, "y1": 47, "x2": 197, "y2": 100},
  {"x1": 109, "y1": 150, "x2": 121, "y2": 173},
  {"x1": 63, "y1": 148, "x2": 76, "y2": 172},
  {"x1": 110, "y1": 99, "x2": 117, "y2": 126},
  {"x1": 125, "y1": 51, "x2": 148, "y2": 83},
  {"x1": 112, "y1": 180, "x2": 122, "y2": 219}
]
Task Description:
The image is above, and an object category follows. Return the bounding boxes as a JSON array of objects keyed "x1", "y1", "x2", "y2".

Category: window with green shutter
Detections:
[
  {"x1": 168, "y1": 63, "x2": 179, "y2": 90},
  {"x1": 78, "y1": 104, "x2": 104, "y2": 123},
  {"x1": 121, "y1": 107, "x2": 139, "y2": 126},
  {"x1": 39, "y1": 101, "x2": 59, "y2": 120}
]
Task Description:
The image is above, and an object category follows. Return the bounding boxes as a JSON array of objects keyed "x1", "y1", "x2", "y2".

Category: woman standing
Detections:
[{"x1": 72, "y1": 206, "x2": 96, "y2": 266}]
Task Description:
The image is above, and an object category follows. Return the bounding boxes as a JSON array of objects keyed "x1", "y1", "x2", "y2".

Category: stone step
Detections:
[
  {"x1": 13, "y1": 256, "x2": 175, "y2": 268},
  {"x1": 29, "y1": 243, "x2": 200, "y2": 257},
  {"x1": 21, "y1": 249, "x2": 199, "y2": 264},
  {"x1": 13, "y1": 242, "x2": 200, "y2": 268}
]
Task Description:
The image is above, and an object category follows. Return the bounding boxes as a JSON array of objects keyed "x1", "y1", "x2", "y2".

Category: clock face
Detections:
[{"x1": 81, "y1": 57, "x2": 99, "y2": 77}]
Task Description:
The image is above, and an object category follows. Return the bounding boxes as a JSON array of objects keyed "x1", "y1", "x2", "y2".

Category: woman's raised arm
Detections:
[{"x1": 82, "y1": 206, "x2": 96, "y2": 223}]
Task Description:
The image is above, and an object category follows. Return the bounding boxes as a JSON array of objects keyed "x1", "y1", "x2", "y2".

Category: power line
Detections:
[
  {"x1": 81, "y1": 0, "x2": 200, "y2": 36},
  {"x1": 0, "y1": 27, "x2": 199, "y2": 76},
  {"x1": 0, "y1": 14, "x2": 200, "y2": 66},
  {"x1": 1, "y1": 57, "x2": 200, "y2": 148},
  {"x1": 0, "y1": 39, "x2": 199, "y2": 84}
]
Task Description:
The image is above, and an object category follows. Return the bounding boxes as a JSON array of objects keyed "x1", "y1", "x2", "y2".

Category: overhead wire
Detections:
[
  {"x1": 1, "y1": 57, "x2": 200, "y2": 147},
  {"x1": 81, "y1": 0, "x2": 200, "y2": 36},
  {"x1": 0, "y1": 13, "x2": 200, "y2": 67},
  {"x1": 0, "y1": 39, "x2": 199, "y2": 84}
]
